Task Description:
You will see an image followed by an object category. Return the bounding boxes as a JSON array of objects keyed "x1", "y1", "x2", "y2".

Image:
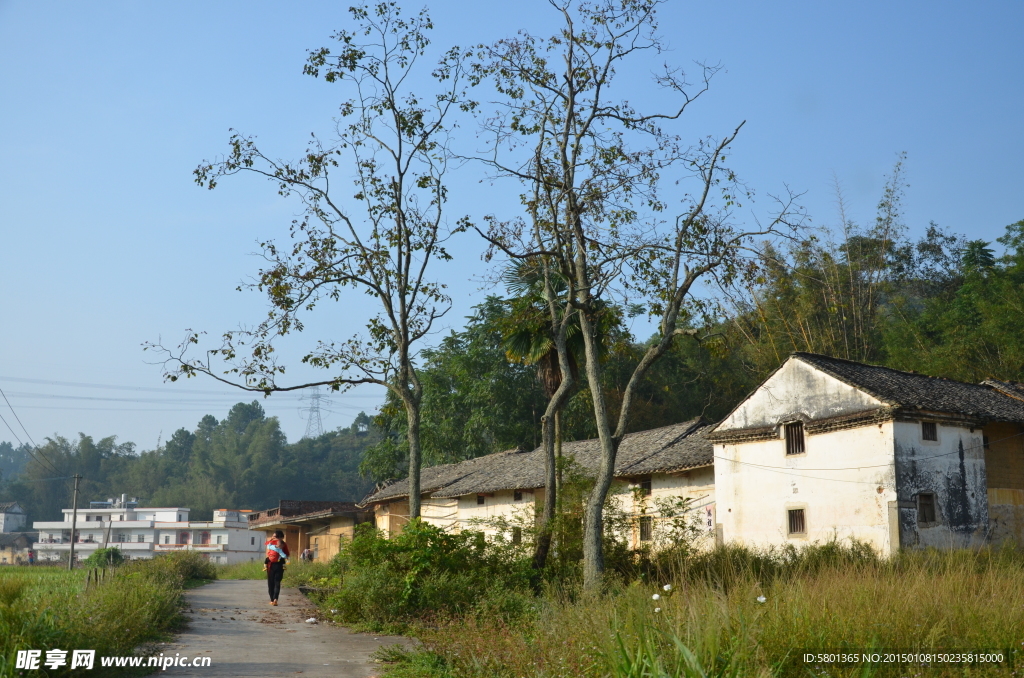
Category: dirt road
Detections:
[{"x1": 159, "y1": 579, "x2": 406, "y2": 677}]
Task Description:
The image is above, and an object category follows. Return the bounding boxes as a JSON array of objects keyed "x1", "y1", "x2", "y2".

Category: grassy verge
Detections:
[
  {"x1": 0, "y1": 551, "x2": 216, "y2": 677},
  {"x1": 346, "y1": 541, "x2": 1024, "y2": 678}
]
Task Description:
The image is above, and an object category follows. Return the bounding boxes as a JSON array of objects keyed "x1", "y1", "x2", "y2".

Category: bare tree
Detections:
[
  {"x1": 146, "y1": 4, "x2": 469, "y2": 520},
  {"x1": 472, "y1": 0, "x2": 805, "y2": 587}
]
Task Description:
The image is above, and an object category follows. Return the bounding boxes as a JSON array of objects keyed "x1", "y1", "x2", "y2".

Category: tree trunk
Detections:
[
  {"x1": 554, "y1": 410, "x2": 563, "y2": 503},
  {"x1": 405, "y1": 397, "x2": 422, "y2": 520},
  {"x1": 532, "y1": 408, "x2": 557, "y2": 569},
  {"x1": 578, "y1": 309, "x2": 618, "y2": 590},
  {"x1": 532, "y1": 364, "x2": 573, "y2": 569}
]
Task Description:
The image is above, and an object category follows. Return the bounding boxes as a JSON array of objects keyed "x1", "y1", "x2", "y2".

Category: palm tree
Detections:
[{"x1": 499, "y1": 261, "x2": 619, "y2": 568}]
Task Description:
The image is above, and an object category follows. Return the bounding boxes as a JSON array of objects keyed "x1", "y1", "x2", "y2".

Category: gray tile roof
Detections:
[
  {"x1": 0, "y1": 502, "x2": 22, "y2": 514},
  {"x1": 982, "y1": 379, "x2": 1024, "y2": 403},
  {"x1": 0, "y1": 532, "x2": 36, "y2": 548},
  {"x1": 361, "y1": 418, "x2": 712, "y2": 505},
  {"x1": 793, "y1": 353, "x2": 1024, "y2": 422}
]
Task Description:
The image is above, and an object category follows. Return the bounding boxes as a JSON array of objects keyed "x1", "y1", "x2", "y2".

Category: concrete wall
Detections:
[
  {"x1": 894, "y1": 420, "x2": 989, "y2": 548},
  {"x1": 983, "y1": 421, "x2": 1024, "y2": 545},
  {"x1": 717, "y1": 359, "x2": 884, "y2": 431},
  {"x1": 716, "y1": 422, "x2": 898, "y2": 553}
]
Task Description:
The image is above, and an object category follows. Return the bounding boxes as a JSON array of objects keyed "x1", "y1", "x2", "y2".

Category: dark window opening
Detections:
[
  {"x1": 514, "y1": 490, "x2": 523, "y2": 501},
  {"x1": 785, "y1": 422, "x2": 805, "y2": 455},
  {"x1": 918, "y1": 493, "x2": 937, "y2": 524},
  {"x1": 476, "y1": 495, "x2": 485, "y2": 506},
  {"x1": 639, "y1": 516, "x2": 653, "y2": 542},
  {"x1": 639, "y1": 477, "x2": 652, "y2": 496},
  {"x1": 511, "y1": 527, "x2": 522, "y2": 545},
  {"x1": 922, "y1": 421, "x2": 937, "y2": 441},
  {"x1": 983, "y1": 435, "x2": 990, "y2": 450},
  {"x1": 788, "y1": 508, "x2": 806, "y2": 535}
]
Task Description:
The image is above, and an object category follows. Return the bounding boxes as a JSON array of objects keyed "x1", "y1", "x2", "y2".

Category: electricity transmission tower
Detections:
[{"x1": 299, "y1": 386, "x2": 331, "y2": 439}]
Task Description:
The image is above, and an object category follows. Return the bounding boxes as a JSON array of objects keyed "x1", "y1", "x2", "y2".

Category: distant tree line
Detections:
[
  {"x1": 0, "y1": 405, "x2": 378, "y2": 522},
  {"x1": 363, "y1": 206, "x2": 1024, "y2": 484}
]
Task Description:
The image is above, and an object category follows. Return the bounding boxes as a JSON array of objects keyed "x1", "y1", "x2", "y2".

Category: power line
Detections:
[
  {"x1": 714, "y1": 427, "x2": 1024, "y2": 485},
  {"x1": 0, "y1": 384, "x2": 64, "y2": 476},
  {"x1": 0, "y1": 385, "x2": 38, "y2": 447},
  {"x1": 0, "y1": 375, "x2": 377, "y2": 398},
  {"x1": 0, "y1": 408, "x2": 60, "y2": 476}
]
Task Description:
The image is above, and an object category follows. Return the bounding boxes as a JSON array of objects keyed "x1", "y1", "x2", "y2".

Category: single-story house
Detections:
[
  {"x1": 0, "y1": 532, "x2": 37, "y2": 564},
  {"x1": 711, "y1": 352, "x2": 1024, "y2": 553},
  {"x1": 247, "y1": 500, "x2": 374, "y2": 563},
  {"x1": 360, "y1": 418, "x2": 717, "y2": 548}
]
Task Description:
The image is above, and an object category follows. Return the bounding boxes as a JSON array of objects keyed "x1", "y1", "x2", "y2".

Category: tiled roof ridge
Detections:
[
  {"x1": 792, "y1": 352, "x2": 982, "y2": 387},
  {"x1": 791, "y1": 352, "x2": 1003, "y2": 405}
]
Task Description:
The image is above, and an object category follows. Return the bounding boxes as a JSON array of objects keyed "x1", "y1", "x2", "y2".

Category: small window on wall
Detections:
[
  {"x1": 787, "y1": 509, "x2": 806, "y2": 535},
  {"x1": 983, "y1": 435, "x2": 990, "y2": 450},
  {"x1": 477, "y1": 495, "x2": 486, "y2": 506},
  {"x1": 164, "y1": 536, "x2": 170, "y2": 544},
  {"x1": 137, "y1": 535, "x2": 144, "y2": 543},
  {"x1": 639, "y1": 477, "x2": 652, "y2": 496},
  {"x1": 514, "y1": 490, "x2": 523, "y2": 501},
  {"x1": 639, "y1": 516, "x2": 653, "y2": 542},
  {"x1": 918, "y1": 493, "x2": 937, "y2": 524},
  {"x1": 922, "y1": 421, "x2": 938, "y2": 441},
  {"x1": 785, "y1": 422, "x2": 805, "y2": 455},
  {"x1": 251, "y1": 537, "x2": 255, "y2": 545},
  {"x1": 216, "y1": 535, "x2": 223, "y2": 544},
  {"x1": 511, "y1": 527, "x2": 522, "y2": 545}
]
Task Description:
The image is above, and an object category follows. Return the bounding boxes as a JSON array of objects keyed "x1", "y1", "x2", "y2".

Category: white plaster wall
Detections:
[
  {"x1": 0, "y1": 511, "x2": 26, "y2": 532},
  {"x1": 610, "y1": 469, "x2": 718, "y2": 549},
  {"x1": 455, "y1": 489, "x2": 538, "y2": 538},
  {"x1": 718, "y1": 359, "x2": 884, "y2": 431},
  {"x1": 716, "y1": 421, "x2": 898, "y2": 553},
  {"x1": 419, "y1": 496, "x2": 459, "y2": 531},
  {"x1": 893, "y1": 421, "x2": 988, "y2": 548}
]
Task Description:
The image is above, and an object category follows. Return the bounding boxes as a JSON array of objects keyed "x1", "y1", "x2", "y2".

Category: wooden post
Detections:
[{"x1": 68, "y1": 474, "x2": 81, "y2": 571}]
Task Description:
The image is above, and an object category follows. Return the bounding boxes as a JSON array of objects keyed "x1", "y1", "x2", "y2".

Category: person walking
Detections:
[{"x1": 264, "y1": 530, "x2": 289, "y2": 606}]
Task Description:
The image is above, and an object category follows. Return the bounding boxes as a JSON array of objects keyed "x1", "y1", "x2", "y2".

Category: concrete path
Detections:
[{"x1": 159, "y1": 579, "x2": 407, "y2": 677}]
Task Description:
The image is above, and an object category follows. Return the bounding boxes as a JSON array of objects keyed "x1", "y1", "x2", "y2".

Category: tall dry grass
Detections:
[{"x1": 403, "y1": 544, "x2": 1024, "y2": 678}]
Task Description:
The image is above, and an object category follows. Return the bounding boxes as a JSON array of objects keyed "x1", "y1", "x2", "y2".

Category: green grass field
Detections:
[{"x1": 0, "y1": 552, "x2": 215, "y2": 677}]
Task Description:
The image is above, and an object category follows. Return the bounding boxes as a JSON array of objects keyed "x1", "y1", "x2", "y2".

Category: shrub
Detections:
[
  {"x1": 321, "y1": 520, "x2": 533, "y2": 629},
  {"x1": 83, "y1": 547, "x2": 126, "y2": 568}
]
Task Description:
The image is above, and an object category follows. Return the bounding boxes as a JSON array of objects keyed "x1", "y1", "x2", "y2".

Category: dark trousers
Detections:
[{"x1": 267, "y1": 561, "x2": 284, "y2": 601}]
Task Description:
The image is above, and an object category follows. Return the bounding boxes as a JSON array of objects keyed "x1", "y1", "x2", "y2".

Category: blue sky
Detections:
[{"x1": 1, "y1": 1, "x2": 1022, "y2": 450}]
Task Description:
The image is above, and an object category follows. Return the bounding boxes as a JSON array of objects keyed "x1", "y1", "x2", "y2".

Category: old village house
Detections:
[{"x1": 361, "y1": 354, "x2": 1024, "y2": 554}]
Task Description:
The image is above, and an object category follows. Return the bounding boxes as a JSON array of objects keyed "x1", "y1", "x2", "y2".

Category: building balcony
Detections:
[
  {"x1": 33, "y1": 541, "x2": 154, "y2": 551},
  {"x1": 153, "y1": 543, "x2": 226, "y2": 552}
]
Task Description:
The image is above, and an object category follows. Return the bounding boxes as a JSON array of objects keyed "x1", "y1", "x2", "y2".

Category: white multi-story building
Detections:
[{"x1": 33, "y1": 498, "x2": 263, "y2": 564}]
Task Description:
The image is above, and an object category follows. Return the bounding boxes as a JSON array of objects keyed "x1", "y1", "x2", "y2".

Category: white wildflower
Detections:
[
  {"x1": 756, "y1": 595, "x2": 766, "y2": 604},
  {"x1": 652, "y1": 593, "x2": 660, "y2": 601},
  {"x1": 305, "y1": 617, "x2": 318, "y2": 623},
  {"x1": 663, "y1": 584, "x2": 672, "y2": 592},
  {"x1": 654, "y1": 607, "x2": 661, "y2": 613}
]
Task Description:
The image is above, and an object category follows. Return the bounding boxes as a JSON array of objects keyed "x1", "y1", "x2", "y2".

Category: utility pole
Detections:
[{"x1": 68, "y1": 474, "x2": 81, "y2": 571}]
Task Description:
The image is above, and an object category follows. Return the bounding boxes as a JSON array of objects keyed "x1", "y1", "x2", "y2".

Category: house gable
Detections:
[{"x1": 715, "y1": 357, "x2": 885, "y2": 434}]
